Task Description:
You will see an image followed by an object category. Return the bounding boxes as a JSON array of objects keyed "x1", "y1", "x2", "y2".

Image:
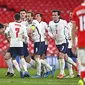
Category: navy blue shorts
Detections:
[
  {"x1": 66, "y1": 48, "x2": 77, "y2": 58},
  {"x1": 34, "y1": 41, "x2": 45, "y2": 55},
  {"x1": 45, "y1": 45, "x2": 48, "y2": 55},
  {"x1": 7, "y1": 47, "x2": 23, "y2": 59},
  {"x1": 22, "y1": 43, "x2": 29, "y2": 58},
  {"x1": 56, "y1": 43, "x2": 67, "y2": 54}
]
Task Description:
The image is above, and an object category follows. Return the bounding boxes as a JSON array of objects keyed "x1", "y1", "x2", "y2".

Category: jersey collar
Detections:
[{"x1": 54, "y1": 19, "x2": 60, "y2": 23}]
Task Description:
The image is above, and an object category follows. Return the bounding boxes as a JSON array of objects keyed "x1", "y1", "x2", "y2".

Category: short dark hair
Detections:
[
  {"x1": 36, "y1": 13, "x2": 43, "y2": 17},
  {"x1": 20, "y1": 8, "x2": 26, "y2": 13},
  {"x1": 28, "y1": 11, "x2": 34, "y2": 17},
  {"x1": 0, "y1": 23, "x2": 4, "y2": 29},
  {"x1": 52, "y1": 10, "x2": 61, "y2": 16},
  {"x1": 14, "y1": 13, "x2": 20, "y2": 20}
]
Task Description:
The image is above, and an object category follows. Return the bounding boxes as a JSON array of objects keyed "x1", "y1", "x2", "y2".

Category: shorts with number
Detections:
[
  {"x1": 66, "y1": 48, "x2": 77, "y2": 58},
  {"x1": 34, "y1": 41, "x2": 45, "y2": 55},
  {"x1": 56, "y1": 43, "x2": 67, "y2": 54}
]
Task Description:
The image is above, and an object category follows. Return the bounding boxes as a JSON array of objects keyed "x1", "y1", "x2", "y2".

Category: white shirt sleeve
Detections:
[
  {"x1": 5, "y1": 25, "x2": 10, "y2": 34},
  {"x1": 23, "y1": 25, "x2": 28, "y2": 43},
  {"x1": 67, "y1": 22, "x2": 72, "y2": 38},
  {"x1": 23, "y1": 26, "x2": 28, "y2": 37},
  {"x1": 63, "y1": 21, "x2": 69, "y2": 39},
  {"x1": 44, "y1": 22, "x2": 48, "y2": 30}
]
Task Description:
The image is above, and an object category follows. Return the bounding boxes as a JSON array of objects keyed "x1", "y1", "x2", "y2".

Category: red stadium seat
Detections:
[{"x1": 0, "y1": 0, "x2": 6, "y2": 6}]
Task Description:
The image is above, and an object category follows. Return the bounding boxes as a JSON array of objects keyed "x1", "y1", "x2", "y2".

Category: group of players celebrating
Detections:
[{"x1": 0, "y1": 8, "x2": 80, "y2": 79}]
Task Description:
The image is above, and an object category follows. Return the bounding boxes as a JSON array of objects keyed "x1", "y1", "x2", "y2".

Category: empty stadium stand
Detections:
[{"x1": 0, "y1": 0, "x2": 83, "y2": 23}]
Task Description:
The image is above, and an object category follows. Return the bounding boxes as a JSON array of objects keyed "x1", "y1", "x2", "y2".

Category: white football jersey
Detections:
[
  {"x1": 48, "y1": 19, "x2": 68, "y2": 45},
  {"x1": 21, "y1": 21, "x2": 32, "y2": 42},
  {"x1": 38, "y1": 21, "x2": 48, "y2": 45},
  {"x1": 21, "y1": 21, "x2": 32, "y2": 30},
  {"x1": 67, "y1": 22, "x2": 72, "y2": 38},
  {"x1": 67, "y1": 22, "x2": 72, "y2": 48},
  {"x1": 5, "y1": 22, "x2": 27, "y2": 47},
  {"x1": 32, "y1": 20, "x2": 47, "y2": 42}
]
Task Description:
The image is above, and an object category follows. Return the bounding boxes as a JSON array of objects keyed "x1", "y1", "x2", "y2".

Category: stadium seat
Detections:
[{"x1": 0, "y1": 0, "x2": 6, "y2": 6}]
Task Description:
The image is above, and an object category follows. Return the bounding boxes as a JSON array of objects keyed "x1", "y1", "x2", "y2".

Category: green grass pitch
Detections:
[{"x1": 0, "y1": 68, "x2": 79, "y2": 85}]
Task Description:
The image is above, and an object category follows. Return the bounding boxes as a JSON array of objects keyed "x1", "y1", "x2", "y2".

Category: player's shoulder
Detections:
[
  {"x1": 32, "y1": 20, "x2": 39, "y2": 27},
  {"x1": 49, "y1": 20, "x2": 54, "y2": 25},
  {"x1": 8, "y1": 22, "x2": 15, "y2": 26},
  {"x1": 67, "y1": 22, "x2": 72, "y2": 28},
  {"x1": 60, "y1": 19, "x2": 67, "y2": 25},
  {"x1": 41, "y1": 21, "x2": 46, "y2": 24},
  {"x1": 41, "y1": 21, "x2": 48, "y2": 25},
  {"x1": 73, "y1": 4, "x2": 84, "y2": 13},
  {"x1": 21, "y1": 22, "x2": 26, "y2": 29},
  {"x1": 9, "y1": 22, "x2": 14, "y2": 24},
  {"x1": 68, "y1": 22, "x2": 72, "y2": 25},
  {"x1": 76, "y1": 4, "x2": 83, "y2": 9},
  {"x1": 32, "y1": 20, "x2": 38, "y2": 24},
  {"x1": 60, "y1": 19, "x2": 67, "y2": 23},
  {"x1": 21, "y1": 21, "x2": 27, "y2": 25}
]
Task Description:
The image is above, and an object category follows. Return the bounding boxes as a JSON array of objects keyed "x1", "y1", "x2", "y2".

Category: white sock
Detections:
[
  {"x1": 41, "y1": 65, "x2": 50, "y2": 73},
  {"x1": 83, "y1": 78, "x2": 85, "y2": 82},
  {"x1": 67, "y1": 57, "x2": 76, "y2": 67},
  {"x1": 46, "y1": 67, "x2": 51, "y2": 72},
  {"x1": 77, "y1": 58, "x2": 81, "y2": 75},
  {"x1": 81, "y1": 65, "x2": 85, "y2": 72},
  {"x1": 41, "y1": 59, "x2": 52, "y2": 71},
  {"x1": 6, "y1": 58, "x2": 14, "y2": 74},
  {"x1": 29, "y1": 59, "x2": 35, "y2": 67},
  {"x1": 41, "y1": 65, "x2": 46, "y2": 73},
  {"x1": 26, "y1": 62, "x2": 32, "y2": 69},
  {"x1": 20, "y1": 58, "x2": 28, "y2": 72},
  {"x1": 67, "y1": 63, "x2": 73, "y2": 75},
  {"x1": 12, "y1": 60, "x2": 21, "y2": 72},
  {"x1": 43, "y1": 66, "x2": 47, "y2": 73},
  {"x1": 7, "y1": 68, "x2": 10, "y2": 72},
  {"x1": 35, "y1": 58, "x2": 41, "y2": 75},
  {"x1": 44, "y1": 59, "x2": 51, "y2": 72},
  {"x1": 59, "y1": 59, "x2": 65, "y2": 75},
  {"x1": 19, "y1": 60, "x2": 23, "y2": 69}
]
